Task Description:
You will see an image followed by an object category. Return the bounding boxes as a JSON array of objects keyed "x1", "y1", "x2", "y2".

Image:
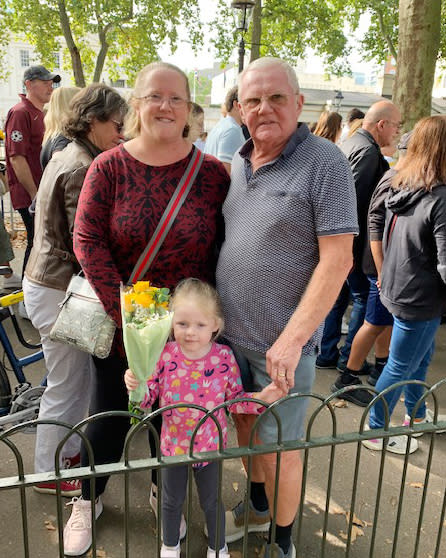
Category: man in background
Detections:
[
  {"x1": 205, "y1": 85, "x2": 245, "y2": 174},
  {"x1": 5, "y1": 65, "x2": 61, "y2": 282}
]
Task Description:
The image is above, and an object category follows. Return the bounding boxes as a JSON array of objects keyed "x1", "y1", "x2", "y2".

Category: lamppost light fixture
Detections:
[
  {"x1": 333, "y1": 90, "x2": 344, "y2": 112},
  {"x1": 231, "y1": 0, "x2": 255, "y2": 32}
]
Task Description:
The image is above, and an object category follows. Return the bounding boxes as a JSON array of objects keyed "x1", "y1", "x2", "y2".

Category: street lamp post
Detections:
[
  {"x1": 231, "y1": 1, "x2": 255, "y2": 73},
  {"x1": 333, "y1": 90, "x2": 344, "y2": 112}
]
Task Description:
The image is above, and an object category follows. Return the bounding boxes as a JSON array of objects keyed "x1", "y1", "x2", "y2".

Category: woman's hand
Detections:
[
  {"x1": 124, "y1": 368, "x2": 140, "y2": 391},
  {"x1": 256, "y1": 382, "x2": 288, "y2": 404}
]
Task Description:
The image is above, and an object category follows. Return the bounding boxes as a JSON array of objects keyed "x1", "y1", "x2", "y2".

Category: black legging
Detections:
[
  {"x1": 80, "y1": 353, "x2": 162, "y2": 500},
  {"x1": 17, "y1": 208, "x2": 34, "y2": 277}
]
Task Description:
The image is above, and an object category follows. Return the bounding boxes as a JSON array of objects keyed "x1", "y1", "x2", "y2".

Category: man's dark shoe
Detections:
[
  {"x1": 367, "y1": 366, "x2": 382, "y2": 386},
  {"x1": 336, "y1": 360, "x2": 375, "y2": 375},
  {"x1": 331, "y1": 374, "x2": 374, "y2": 407},
  {"x1": 316, "y1": 357, "x2": 338, "y2": 369}
]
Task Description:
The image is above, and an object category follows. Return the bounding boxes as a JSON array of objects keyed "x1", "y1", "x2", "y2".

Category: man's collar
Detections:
[
  {"x1": 19, "y1": 93, "x2": 43, "y2": 113},
  {"x1": 357, "y1": 127, "x2": 380, "y2": 149},
  {"x1": 239, "y1": 122, "x2": 310, "y2": 161}
]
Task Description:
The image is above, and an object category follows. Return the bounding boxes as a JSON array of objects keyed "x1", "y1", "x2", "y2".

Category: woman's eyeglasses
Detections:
[
  {"x1": 136, "y1": 93, "x2": 189, "y2": 109},
  {"x1": 111, "y1": 119, "x2": 124, "y2": 133}
]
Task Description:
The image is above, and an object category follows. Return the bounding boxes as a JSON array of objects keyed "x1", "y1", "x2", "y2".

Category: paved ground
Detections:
[{"x1": 1, "y1": 246, "x2": 446, "y2": 558}]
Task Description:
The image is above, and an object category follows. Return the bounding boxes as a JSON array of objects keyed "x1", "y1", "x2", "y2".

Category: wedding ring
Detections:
[{"x1": 278, "y1": 372, "x2": 286, "y2": 377}]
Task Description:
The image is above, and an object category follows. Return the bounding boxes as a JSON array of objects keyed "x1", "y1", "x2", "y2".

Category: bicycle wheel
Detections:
[{"x1": 0, "y1": 361, "x2": 12, "y2": 415}]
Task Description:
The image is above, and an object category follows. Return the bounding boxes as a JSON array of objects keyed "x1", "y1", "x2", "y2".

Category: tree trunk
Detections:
[
  {"x1": 57, "y1": 0, "x2": 85, "y2": 87},
  {"x1": 249, "y1": 0, "x2": 262, "y2": 62},
  {"x1": 393, "y1": 0, "x2": 441, "y2": 131},
  {"x1": 93, "y1": 27, "x2": 110, "y2": 83}
]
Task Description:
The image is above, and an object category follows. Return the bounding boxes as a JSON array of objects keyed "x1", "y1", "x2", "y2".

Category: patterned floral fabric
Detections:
[
  {"x1": 73, "y1": 145, "x2": 230, "y2": 329},
  {"x1": 142, "y1": 342, "x2": 263, "y2": 465}
]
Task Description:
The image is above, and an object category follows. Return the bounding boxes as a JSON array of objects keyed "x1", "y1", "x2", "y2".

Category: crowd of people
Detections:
[{"x1": 2, "y1": 57, "x2": 446, "y2": 558}]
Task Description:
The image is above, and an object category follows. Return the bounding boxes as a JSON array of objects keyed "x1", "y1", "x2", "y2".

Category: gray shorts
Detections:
[{"x1": 230, "y1": 343, "x2": 316, "y2": 443}]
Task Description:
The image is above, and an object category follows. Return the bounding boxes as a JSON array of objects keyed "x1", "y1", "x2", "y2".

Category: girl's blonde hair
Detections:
[
  {"x1": 43, "y1": 86, "x2": 81, "y2": 143},
  {"x1": 393, "y1": 115, "x2": 446, "y2": 191},
  {"x1": 171, "y1": 278, "x2": 224, "y2": 339},
  {"x1": 125, "y1": 62, "x2": 191, "y2": 139}
]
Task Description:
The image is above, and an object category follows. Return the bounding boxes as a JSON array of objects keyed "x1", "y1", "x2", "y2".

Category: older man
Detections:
[
  {"x1": 5, "y1": 65, "x2": 60, "y2": 279},
  {"x1": 216, "y1": 58, "x2": 358, "y2": 558},
  {"x1": 318, "y1": 101, "x2": 401, "y2": 406}
]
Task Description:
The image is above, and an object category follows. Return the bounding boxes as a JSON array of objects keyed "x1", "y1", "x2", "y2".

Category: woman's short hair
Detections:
[
  {"x1": 43, "y1": 86, "x2": 81, "y2": 143},
  {"x1": 393, "y1": 115, "x2": 446, "y2": 191},
  {"x1": 64, "y1": 84, "x2": 128, "y2": 140},
  {"x1": 125, "y1": 62, "x2": 191, "y2": 139},
  {"x1": 313, "y1": 111, "x2": 342, "y2": 143}
]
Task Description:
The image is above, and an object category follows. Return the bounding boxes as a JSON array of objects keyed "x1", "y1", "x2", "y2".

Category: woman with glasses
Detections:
[
  {"x1": 23, "y1": 83, "x2": 127, "y2": 495},
  {"x1": 63, "y1": 62, "x2": 230, "y2": 557}
]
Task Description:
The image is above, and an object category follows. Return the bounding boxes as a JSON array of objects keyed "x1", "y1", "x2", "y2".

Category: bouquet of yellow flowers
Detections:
[{"x1": 121, "y1": 281, "x2": 173, "y2": 421}]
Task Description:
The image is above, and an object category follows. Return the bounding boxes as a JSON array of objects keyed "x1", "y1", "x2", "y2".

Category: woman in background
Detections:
[
  {"x1": 313, "y1": 111, "x2": 342, "y2": 144},
  {"x1": 40, "y1": 86, "x2": 80, "y2": 169},
  {"x1": 363, "y1": 116, "x2": 446, "y2": 455},
  {"x1": 24, "y1": 84, "x2": 127, "y2": 496}
]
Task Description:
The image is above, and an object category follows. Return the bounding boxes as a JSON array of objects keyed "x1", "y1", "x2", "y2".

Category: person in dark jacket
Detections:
[
  {"x1": 319, "y1": 101, "x2": 401, "y2": 406},
  {"x1": 362, "y1": 115, "x2": 446, "y2": 455},
  {"x1": 338, "y1": 132, "x2": 413, "y2": 396}
]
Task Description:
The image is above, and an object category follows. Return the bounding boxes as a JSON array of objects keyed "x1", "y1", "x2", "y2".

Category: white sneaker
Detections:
[
  {"x1": 2, "y1": 272, "x2": 21, "y2": 290},
  {"x1": 402, "y1": 408, "x2": 446, "y2": 437},
  {"x1": 362, "y1": 432, "x2": 418, "y2": 454},
  {"x1": 160, "y1": 542, "x2": 181, "y2": 558},
  {"x1": 207, "y1": 544, "x2": 230, "y2": 558},
  {"x1": 149, "y1": 485, "x2": 158, "y2": 518},
  {"x1": 63, "y1": 496, "x2": 103, "y2": 556}
]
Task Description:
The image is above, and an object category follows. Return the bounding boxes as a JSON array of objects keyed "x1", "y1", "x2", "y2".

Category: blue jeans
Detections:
[
  {"x1": 319, "y1": 270, "x2": 369, "y2": 365},
  {"x1": 369, "y1": 315, "x2": 441, "y2": 429}
]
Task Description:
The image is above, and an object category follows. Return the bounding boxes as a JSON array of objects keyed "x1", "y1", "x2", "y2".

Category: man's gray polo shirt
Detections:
[
  {"x1": 216, "y1": 123, "x2": 358, "y2": 356},
  {"x1": 204, "y1": 115, "x2": 245, "y2": 164}
]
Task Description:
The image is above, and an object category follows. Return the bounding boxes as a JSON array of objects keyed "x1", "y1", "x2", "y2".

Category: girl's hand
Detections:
[
  {"x1": 124, "y1": 368, "x2": 140, "y2": 391},
  {"x1": 257, "y1": 382, "x2": 287, "y2": 404}
]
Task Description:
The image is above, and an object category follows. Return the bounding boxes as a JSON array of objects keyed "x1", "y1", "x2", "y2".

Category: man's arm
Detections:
[
  {"x1": 266, "y1": 233, "x2": 353, "y2": 389},
  {"x1": 9, "y1": 155, "x2": 38, "y2": 198}
]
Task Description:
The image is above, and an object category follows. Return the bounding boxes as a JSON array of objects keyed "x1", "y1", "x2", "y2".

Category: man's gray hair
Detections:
[{"x1": 239, "y1": 57, "x2": 300, "y2": 93}]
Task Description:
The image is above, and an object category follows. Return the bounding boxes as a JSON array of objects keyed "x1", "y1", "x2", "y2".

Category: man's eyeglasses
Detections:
[
  {"x1": 111, "y1": 119, "x2": 124, "y2": 134},
  {"x1": 136, "y1": 93, "x2": 189, "y2": 109},
  {"x1": 240, "y1": 93, "x2": 297, "y2": 111},
  {"x1": 378, "y1": 119, "x2": 403, "y2": 130}
]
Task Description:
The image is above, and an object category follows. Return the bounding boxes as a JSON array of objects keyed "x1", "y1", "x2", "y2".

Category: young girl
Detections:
[{"x1": 124, "y1": 278, "x2": 285, "y2": 558}]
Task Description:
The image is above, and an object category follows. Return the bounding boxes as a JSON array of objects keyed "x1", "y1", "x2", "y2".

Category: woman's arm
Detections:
[{"x1": 73, "y1": 156, "x2": 124, "y2": 325}]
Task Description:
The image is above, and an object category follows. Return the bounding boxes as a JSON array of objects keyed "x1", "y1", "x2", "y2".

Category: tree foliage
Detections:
[
  {"x1": 209, "y1": 0, "x2": 351, "y2": 75},
  {"x1": 187, "y1": 71, "x2": 212, "y2": 106},
  {"x1": 0, "y1": 0, "x2": 202, "y2": 86}
]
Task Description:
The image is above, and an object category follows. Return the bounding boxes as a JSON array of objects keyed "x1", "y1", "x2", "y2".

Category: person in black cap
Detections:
[{"x1": 4, "y1": 65, "x2": 61, "y2": 308}]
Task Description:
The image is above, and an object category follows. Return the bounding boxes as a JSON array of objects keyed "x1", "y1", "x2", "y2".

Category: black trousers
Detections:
[{"x1": 81, "y1": 353, "x2": 162, "y2": 500}]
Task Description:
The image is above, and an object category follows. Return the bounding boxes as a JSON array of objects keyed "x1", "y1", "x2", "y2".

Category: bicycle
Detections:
[{"x1": 0, "y1": 278, "x2": 45, "y2": 431}]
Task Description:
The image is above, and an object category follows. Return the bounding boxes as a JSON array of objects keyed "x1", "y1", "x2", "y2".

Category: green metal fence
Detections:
[{"x1": 1, "y1": 379, "x2": 446, "y2": 558}]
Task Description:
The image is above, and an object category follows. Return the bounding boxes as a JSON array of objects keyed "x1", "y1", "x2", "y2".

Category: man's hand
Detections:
[{"x1": 266, "y1": 332, "x2": 302, "y2": 391}]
